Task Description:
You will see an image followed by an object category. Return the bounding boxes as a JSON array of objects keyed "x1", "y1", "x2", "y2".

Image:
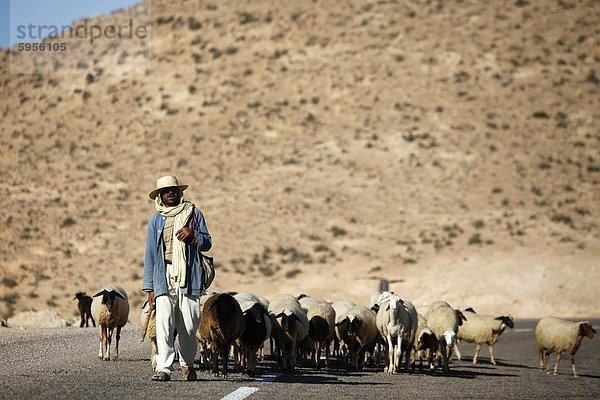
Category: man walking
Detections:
[{"x1": 142, "y1": 175, "x2": 212, "y2": 381}]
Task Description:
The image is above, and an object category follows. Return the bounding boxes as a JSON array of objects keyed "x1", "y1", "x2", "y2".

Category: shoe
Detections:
[
  {"x1": 151, "y1": 371, "x2": 171, "y2": 381},
  {"x1": 181, "y1": 366, "x2": 197, "y2": 381}
]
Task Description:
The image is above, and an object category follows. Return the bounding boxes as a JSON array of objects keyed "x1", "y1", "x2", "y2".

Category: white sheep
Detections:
[
  {"x1": 298, "y1": 295, "x2": 336, "y2": 369},
  {"x1": 412, "y1": 313, "x2": 438, "y2": 371},
  {"x1": 331, "y1": 299, "x2": 355, "y2": 360},
  {"x1": 535, "y1": 317, "x2": 596, "y2": 377},
  {"x1": 268, "y1": 294, "x2": 309, "y2": 370},
  {"x1": 91, "y1": 284, "x2": 130, "y2": 361},
  {"x1": 424, "y1": 301, "x2": 466, "y2": 372},
  {"x1": 453, "y1": 308, "x2": 514, "y2": 365},
  {"x1": 373, "y1": 291, "x2": 418, "y2": 374},
  {"x1": 332, "y1": 299, "x2": 355, "y2": 321},
  {"x1": 335, "y1": 305, "x2": 379, "y2": 370}
]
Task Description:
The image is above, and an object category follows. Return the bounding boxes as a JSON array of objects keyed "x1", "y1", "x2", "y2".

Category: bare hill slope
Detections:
[{"x1": 1, "y1": 0, "x2": 598, "y2": 319}]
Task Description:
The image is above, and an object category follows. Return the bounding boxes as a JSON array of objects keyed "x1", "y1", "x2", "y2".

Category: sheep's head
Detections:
[
  {"x1": 580, "y1": 322, "x2": 596, "y2": 339},
  {"x1": 417, "y1": 329, "x2": 436, "y2": 351},
  {"x1": 442, "y1": 330, "x2": 456, "y2": 348},
  {"x1": 455, "y1": 310, "x2": 467, "y2": 326},
  {"x1": 246, "y1": 303, "x2": 269, "y2": 324},
  {"x1": 335, "y1": 315, "x2": 361, "y2": 336},
  {"x1": 93, "y1": 289, "x2": 125, "y2": 309},
  {"x1": 495, "y1": 315, "x2": 514, "y2": 329},
  {"x1": 348, "y1": 315, "x2": 362, "y2": 336},
  {"x1": 276, "y1": 310, "x2": 301, "y2": 333},
  {"x1": 74, "y1": 292, "x2": 86, "y2": 300}
]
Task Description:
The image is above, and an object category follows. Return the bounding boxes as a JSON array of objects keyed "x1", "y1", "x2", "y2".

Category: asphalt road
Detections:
[{"x1": 0, "y1": 319, "x2": 598, "y2": 399}]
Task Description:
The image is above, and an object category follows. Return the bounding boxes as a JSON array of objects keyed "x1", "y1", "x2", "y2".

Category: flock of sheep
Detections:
[{"x1": 81, "y1": 284, "x2": 596, "y2": 379}]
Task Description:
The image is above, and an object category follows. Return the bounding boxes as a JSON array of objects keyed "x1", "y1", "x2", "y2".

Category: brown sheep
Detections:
[
  {"x1": 536, "y1": 317, "x2": 596, "y2": 377},
  {"x1": 198, "y1": 293, "x2": 245, "y2": 378}
]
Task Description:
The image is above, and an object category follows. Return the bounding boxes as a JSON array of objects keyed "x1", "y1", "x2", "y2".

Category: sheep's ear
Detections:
[
  {"x1": 274, "y1": 312, "x2": 285, "y2": 319},
  {"x1": 335, "y1": 318, "x2": 347, "y2": 327},
  {"x1": 371, "y1": 304, "x2": 380, "y2": 313},
  {"x1": 297, "y1": 293, "x2": 307, "y2": 300},
  {"x1": 495, "y1": 316, "x2": 514, "y2": 328},
  {"x1": 113, "y1": 291, "x2": 126, "y2": 300},
  {"x1": 456, "y1": 310, "x2": 467, "y2": 325},
  {"x1": 93, "y1": 290, "x2": 106, "y2": 297},
  {"x1": 291, "y1": 313, "x2": 302, "y2": 322},
  {"x1": 464, "y1": 307, "x2": 476, "y2": 313}
]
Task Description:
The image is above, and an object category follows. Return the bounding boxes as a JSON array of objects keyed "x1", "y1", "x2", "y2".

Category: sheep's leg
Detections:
[
  {"x1": 350, "y1": 346, "x2": 358, "y2": 370},
  {"x1": 395, "y1": 336, "x2": 403, "y2": 373},
  {"x1": 290, "y1": 338, "x2": 297, "y2": 369},
  {"x1": 106, "y1": 327, "x2": 113, "y2": 361},
  {"x1": 325, "y1": 340, "x2": 331, "y2": 368},
  {"x1": 570, "y1": 354, "x2": 578, "y2": 377},
  {"x1": 314, "y1": 341, "x2": 322, "y2": 370},
  {"x1": 114, "y1": 326, "x2": 121, "y2": 361},
  {"x1": 211, "y1": 347, "x2": 219, "y2": 376},
  {"x1": 544, "y1": 352, "x2": 551, "y2": 373},
  {"x1": 553, "y1": 352, "x2": 561, "y2": 375},
  {"x1": 440, "y1": 342, "x2": 449, "y2": 373},
  {"x1": 544, "y1": 351, "x2": 550, "y2": 374},
  {"x1": 488, "y1": 345, "x2": 496, "y2": 365},
  {"x1": 248, "y1": 347, "x2": 256, "y2": 377},
  {"x1": 222, "y1": 345, "x2": 230, "y2": 379},
  {"x1": 537, "y1": 349, "x2": 544, "y2": 371},
  {"x1": 453, "y1": 343, "x2": 462, "y2": 361},
  {"x1": 333, "y1": 338, "x2": 340, "y2": 360},
  {"x1": 386, "y1": 334, "x2": 394, "y2": 374},
  {"x1": 97, "y1": 326, "x2": 104, "y2": 359},
  {"x1": 403, "y1": 339, "x2": 410, "y2": 371},
  {"x1": 428, "y1": 349, "x2": 435, "y2": 371},
  {"x1": 279, "y1": 341, "x2": 287, "y2": 370},
  {"x1": 232, "y1": 342, "x2": 241, "y2": 372},
  {"x1": 473, "y1": 343, "x2": 481, "y2": 364}
]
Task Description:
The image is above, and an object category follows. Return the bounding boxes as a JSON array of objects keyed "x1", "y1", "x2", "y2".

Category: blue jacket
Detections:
[{"x1": 142, "y1": 207, "x2": 212, "y2": 297}]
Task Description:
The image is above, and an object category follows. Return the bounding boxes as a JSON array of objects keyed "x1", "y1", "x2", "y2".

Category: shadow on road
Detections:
[
  {"x1": 272, "y1": 373, "x2": 392, "y2": 385},
  {"x1": 425, "y1": 368, "x2": 520, "y2": 380}
]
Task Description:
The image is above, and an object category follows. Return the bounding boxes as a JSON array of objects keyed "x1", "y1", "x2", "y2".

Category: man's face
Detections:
[{"x1": 160, "y1": 186, "x2": 181, "y2": 207}]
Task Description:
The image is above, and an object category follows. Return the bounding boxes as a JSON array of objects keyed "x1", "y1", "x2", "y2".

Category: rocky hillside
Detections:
[{"x1": 1, "y1": 0, "x2": 598, "y2": 320}]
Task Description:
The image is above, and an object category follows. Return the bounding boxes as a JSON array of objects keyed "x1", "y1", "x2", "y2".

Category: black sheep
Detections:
[{"x1": 74, "y1": 292, "x2": 95, "y2": 327}]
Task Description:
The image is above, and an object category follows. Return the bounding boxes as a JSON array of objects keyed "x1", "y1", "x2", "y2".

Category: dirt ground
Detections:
[{"x1": 0, "y1": 0, "x2": 598, "y2": 321}]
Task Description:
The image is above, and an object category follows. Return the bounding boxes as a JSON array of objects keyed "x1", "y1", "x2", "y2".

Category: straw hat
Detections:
[{"x1": 148, "y1": 175, "x2": 188, "y2": 200}]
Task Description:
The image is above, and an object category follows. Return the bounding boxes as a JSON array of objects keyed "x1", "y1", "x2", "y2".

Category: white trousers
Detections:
[{"x1": 155, "y1": 286, "x2": 200, "y2": 374}]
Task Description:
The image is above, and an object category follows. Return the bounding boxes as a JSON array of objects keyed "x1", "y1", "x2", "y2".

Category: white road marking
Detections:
[
  {"x1": 221, "y1": 387, "x2": 259, "y2": 400},
  {"x1": 255, "y1": 372, "x2": 282, "y2": 383},
  {"x1": 220, "y1": 373, "x2": 281, "y2": 400},
  {"x1": 513, "y1": 328, "x2": 533, "y2": 333}
]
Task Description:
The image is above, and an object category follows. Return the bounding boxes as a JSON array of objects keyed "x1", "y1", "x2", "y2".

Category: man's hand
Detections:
[
  {"x1": 176, "y1": 227, "x2": 194, "y2": 243},
  {"x1": 147, "y1": 291, "x2": 155, "y2": 306}
]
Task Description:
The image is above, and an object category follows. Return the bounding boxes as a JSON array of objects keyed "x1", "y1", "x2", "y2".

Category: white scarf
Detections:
[{"x1": 155, "y1": 196, "x2": 193, "y2": 287}]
